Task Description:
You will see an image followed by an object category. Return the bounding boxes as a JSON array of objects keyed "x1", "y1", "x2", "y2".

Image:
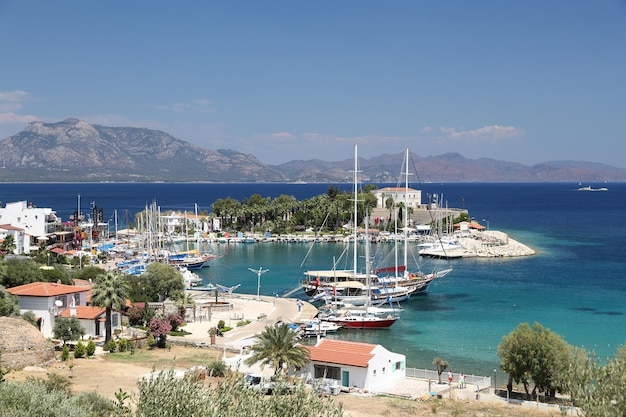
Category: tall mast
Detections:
[
  {"x1": 404, "y1": 148, "x2": 409, "y2": 277},
  {"x1": 353, "y1": 144, "x2": 359, "y2": 275}
]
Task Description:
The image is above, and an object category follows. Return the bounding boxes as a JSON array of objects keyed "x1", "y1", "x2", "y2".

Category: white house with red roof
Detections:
[
  {"x1": 300, "y1": 339, "x2": 406, "y2": 392},
  {"x1": 7, "y1": 281, "x2": 121, "y2": 340}
]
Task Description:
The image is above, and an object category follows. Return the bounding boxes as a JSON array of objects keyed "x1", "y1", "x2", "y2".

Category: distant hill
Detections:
[
  {"x1": 0, "y1": 118, "x2": 287, "y2": 182},
  {"x1": 1, "y1": 118, "x2": 625, "y2": 183}
]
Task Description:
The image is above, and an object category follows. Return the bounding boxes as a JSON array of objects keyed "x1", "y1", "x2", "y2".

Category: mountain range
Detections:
[{"x1": 1, "y1": 118, "x2": 624, "y2": 183}]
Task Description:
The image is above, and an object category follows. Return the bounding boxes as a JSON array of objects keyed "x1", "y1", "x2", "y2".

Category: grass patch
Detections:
[
  {"x1": 102, "y1": 346, "x2": 218, "y2": 368},
  {"x1": 169, "y1": 330, "x2": 192, "y2": 336}
]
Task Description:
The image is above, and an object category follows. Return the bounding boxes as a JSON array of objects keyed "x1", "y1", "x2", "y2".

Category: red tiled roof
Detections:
[
  {"x1": 59, "y1": 306, "x2": 105, "y2": 320},
  {"x1": 454, "y1": 221, "x2": 486, "y2": 230},
  {"x1": 301, "y1": 339, "x2": 376, "y2": 368},
  {"x1": 51, "y1": 247, "x2": 67, "y2": 254},
  {"x1": 0, "y1": 224, "x2": 24, "y2": 231},
  {"x1": 7, "y1": 282, "x2": 90, "y2": 297}
]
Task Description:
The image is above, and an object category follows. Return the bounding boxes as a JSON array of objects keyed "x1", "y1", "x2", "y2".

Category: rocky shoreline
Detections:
[{"x1": 455, "y1": 230, "x2": 536, "y2": 258}]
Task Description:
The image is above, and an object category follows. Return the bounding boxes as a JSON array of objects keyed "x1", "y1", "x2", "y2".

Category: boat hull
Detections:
[{"x1": 328, "y1": 317, "x2": 397, "y2": 329}]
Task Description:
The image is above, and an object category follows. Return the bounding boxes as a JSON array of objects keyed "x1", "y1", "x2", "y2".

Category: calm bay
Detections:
[{"x1": 1, "y1": 182, "x2": 625, "y2": 378}]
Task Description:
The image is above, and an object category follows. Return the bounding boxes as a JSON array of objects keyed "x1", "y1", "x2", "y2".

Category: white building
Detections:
[
  {"x1": 0, "y1": 224, "x2": 26, "y2": 254},
  {"x1": 159, "y1": 210, "x2": 218, "y2": 236},
  {"x1": 7, "y1": 281, "x2": 122, "y2": 340},
  {"x1": 301, "y1": 339, "x2": 406, "y2": 393},
  {"x1": 0, "y1": 201, "x2": 61, "y2": 253},
  {"x1": 372, "y1": 187, "x2": 423, "y2": 210}
]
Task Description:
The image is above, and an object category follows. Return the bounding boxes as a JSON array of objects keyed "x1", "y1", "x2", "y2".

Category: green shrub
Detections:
[
  {"x1": 21, "y1": 311, "x2": 38, "y2": 327},
  {"x1": 206, "y1": 360, "x2": 227, "y2": 377},
  {"x1": 61, "y1": 344, "x2": 70, "y2": 361},
  {"x1": 86, "y1": 340, "x2": 96, "y2": 357},
  {"x1": 73, "y1": 341, "x2": 86, "y2": 358},
  {"x1": 0, "y1": 377, "x2": 115, "y2": 416},
  {"x1": 217, "y1": 319, "x2": 226, "y2": 329},
  {"x1": 103, "y1": 339, "x2": 117, "y2": 353},
  {"x1": 147, "y1": 333, "x2": 156, "y2": 348},
  {"x1": 118, "y1": 338, "x2": 128, "y2": 352}
]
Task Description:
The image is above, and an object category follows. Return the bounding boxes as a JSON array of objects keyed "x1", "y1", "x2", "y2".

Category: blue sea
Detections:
[{"x1": 1, "y1": 182, "x2": 625, "y2": 379}]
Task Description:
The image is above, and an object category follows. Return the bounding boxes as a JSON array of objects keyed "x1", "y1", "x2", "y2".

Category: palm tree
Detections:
[
  {"x1": 433, "y1": 357, "x2": 450, "y2": 384},
  {"x1": 174, "y1": 291, "x2": 195, "y2": 319},
  {"x1": 244, "y1": 323, "x2": 309, "y2": 377},
  {"x1": 91, "y1": 271, "x2": 129, "y2": 343},
  {"x1": 0, "y1": 234, "x2": 16, "y2": 254}
]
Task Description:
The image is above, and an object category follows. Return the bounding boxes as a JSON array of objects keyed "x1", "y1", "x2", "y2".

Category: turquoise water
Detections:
[{"x1": 2, "y1": 182, "x2": 625, "y2": 378}]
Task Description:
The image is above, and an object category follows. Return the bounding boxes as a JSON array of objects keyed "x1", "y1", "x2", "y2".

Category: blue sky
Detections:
[{"x1": 1, "y1": 1, "x2": 625, "y2": 167}]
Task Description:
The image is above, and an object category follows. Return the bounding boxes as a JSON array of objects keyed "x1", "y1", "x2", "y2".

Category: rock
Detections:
[{"x1": 0, "y1": 317, "x2": 55, "y2": 370}]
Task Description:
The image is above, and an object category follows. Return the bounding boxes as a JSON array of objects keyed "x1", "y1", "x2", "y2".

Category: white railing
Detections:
[{"x1": 405, "y1": 368, "x2": 492, "y2": 391}]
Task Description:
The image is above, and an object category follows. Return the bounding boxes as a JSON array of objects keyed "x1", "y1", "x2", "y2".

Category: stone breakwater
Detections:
[{"x1": 453, "y1": 230, "x2": 536, "y2": 258}]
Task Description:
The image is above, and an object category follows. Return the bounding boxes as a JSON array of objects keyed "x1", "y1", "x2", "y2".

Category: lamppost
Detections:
[
  {"x1": 483, "y1": 219, "x2": 490, "y2": 230},
  {"x1": 493, "y1": 369, "x2": 497, "y2": 395},
  {"x1": 248, "y1": 267, "x2": 269, "y2": 301}
]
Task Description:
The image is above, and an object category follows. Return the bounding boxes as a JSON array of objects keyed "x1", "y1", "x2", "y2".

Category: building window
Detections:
[
  {"x1": 55, "y1": 296, "x2": 67, "y2": 308},
  {"x1": 382, "y1": 367, "x2": 386, "y2": 374},
  {"x1": 112, "y1": 314, "x2": 119, "y2": 327},
  {"x1": 314, "y1": 365, "x2": 341, "y2": 380},
  {"x1": 395, "y1": 361, "x2": 402, "y2": 371}
]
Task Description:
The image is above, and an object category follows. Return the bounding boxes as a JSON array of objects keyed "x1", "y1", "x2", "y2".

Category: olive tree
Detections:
[
  {"x1": 52, "y1": 316, "x2": 85, "y2": 344},
  {"x1": 563, "y1": 346, "x2": 626, "y2": 417},
  {"x1": 0, "y1": 258, "x2": 42, "y2": 288},
  {"x1": 141, "y1": 263, "x2": 185, "y2": 302},
  {"x1": 0, "y1": 285, "x2": 20, "y2": 317},
  {"x1": 497, "y1": 322, "x2": 571, "y2": 398},
  {"x1": 134, "y1": 369, "x2": 343, "y2": 417},
  {"x1": 0, "y1": 377, "x2": 115, "y2": 417}
]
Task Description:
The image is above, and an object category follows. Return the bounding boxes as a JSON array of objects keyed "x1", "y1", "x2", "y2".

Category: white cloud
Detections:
[
  {"x1": 439, "y1": 125, "x2": 524, "y2": 140},
  {"x1": 0, "y1": 90, "x2": 29, "y2": 102},
  {"x1": 0, "y1": 90, "x2": 38, "y2": 125},
  {"x1": 151, "y1": 98, "x2": 214, "y2": 113},
  {"x1": 0, "y1": 112, "x2": 38, "y2": 125},
  {"x1": 271, "y1": 132, "x2": 296, "y2": 140}
]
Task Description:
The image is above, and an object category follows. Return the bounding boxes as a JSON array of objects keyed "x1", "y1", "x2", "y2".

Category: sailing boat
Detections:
[
  {"x1": 323, "y1": 212, "x2": 399, "y2": 329},
  {"x1": 168, "y1": 209, "x2": 217, "y2": 270},
  {"x1": 309, "y1": 145, "x2": 399, "y2": 328},
  {"x1": 302, "y1": 144, "x2": 413, "y2": 306},
  {"x1": 374, "y1": 148, "x2": 452, "y2": 294}
]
